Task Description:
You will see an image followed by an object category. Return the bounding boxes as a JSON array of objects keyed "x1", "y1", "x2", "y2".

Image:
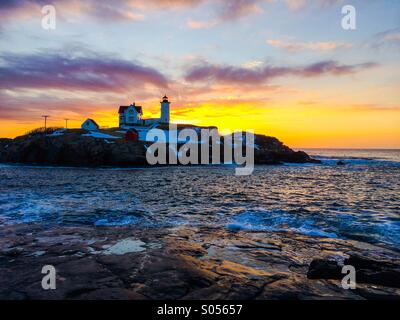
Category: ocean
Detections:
[{"x1": 0, "y1": 149, "x2": 399, "y2": 250}]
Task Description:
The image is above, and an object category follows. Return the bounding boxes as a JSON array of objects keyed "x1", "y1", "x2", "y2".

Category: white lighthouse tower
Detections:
[{"x1": 160, "y1": 95, "x2": 170, "y2": 123}]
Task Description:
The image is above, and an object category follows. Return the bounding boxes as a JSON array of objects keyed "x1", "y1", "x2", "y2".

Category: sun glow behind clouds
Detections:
[
  {"x1": 185, "y1": 103, "x2": 400, "y2": 149},
  {"x1": 1, "y1": 99, "x2": 399, "y2": 148}
]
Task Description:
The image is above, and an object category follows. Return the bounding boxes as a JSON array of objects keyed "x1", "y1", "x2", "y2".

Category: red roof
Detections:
[{"x1": 119, "y1": 105, "x2": 143, "y2": 114}]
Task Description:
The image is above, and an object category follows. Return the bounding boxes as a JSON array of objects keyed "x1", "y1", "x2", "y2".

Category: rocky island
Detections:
[{"x1": 0, "y1": 127, "x2": 317, "y2": 167}]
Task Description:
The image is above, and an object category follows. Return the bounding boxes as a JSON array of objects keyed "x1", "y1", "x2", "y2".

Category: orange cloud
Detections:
[{"x1": 186, "y1": 19, "x2": 217, "y2": 29}]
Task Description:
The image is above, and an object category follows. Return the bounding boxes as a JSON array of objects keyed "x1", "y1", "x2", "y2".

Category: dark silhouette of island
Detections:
[{"x1": 0, "y1": 126, "x2": 319, "y2": 167}]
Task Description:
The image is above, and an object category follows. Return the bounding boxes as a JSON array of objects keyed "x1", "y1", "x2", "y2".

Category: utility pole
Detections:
[
  {"x1": 64, "y1": 118, "x2": 69, "y2": 129},
  {"x1": 42, "y1": 115, "x2": 50, "y2": 134}
]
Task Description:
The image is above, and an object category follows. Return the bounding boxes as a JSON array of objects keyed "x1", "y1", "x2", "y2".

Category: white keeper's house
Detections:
[{"x1": 119, "y1": 95, "x2": 170, "y2": 128}]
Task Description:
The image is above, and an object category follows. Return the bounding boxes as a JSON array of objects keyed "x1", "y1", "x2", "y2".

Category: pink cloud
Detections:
[
  {"x1": 285, "y1": 0, "x2": 343, "y2": 11},
  {"x1": 267, "y1": 39, "x2": 352, "y2": 52}
]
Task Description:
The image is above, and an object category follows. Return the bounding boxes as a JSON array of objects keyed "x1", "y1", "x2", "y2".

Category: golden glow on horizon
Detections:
[{"x1": 1, "y1": 102, "x2": 399, "y2": 149}]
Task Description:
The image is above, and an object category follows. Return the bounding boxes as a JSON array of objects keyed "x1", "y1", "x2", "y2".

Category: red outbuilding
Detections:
[{"x1": 125, "y1": 129, "x2": 139, "y2": 141}]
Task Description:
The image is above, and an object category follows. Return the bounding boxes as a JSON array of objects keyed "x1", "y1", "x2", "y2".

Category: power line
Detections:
[
  {"x1": 41, "y1": 115, "x2": 50, "y2": 134},
  {"x1": 64, "y1": 118, "x2": 70, "y2": 129},
  {"x1": 49, "y1": 116, "x2": 80, "y2": 121}
]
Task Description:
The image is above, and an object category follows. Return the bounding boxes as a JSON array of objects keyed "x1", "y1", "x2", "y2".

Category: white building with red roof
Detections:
[
  {"x1": 118, "y1": 103, "x2": 143, "y2": 127},
  {"x1": 118, "y1": 95, "x2": 170, "y2": 128}
]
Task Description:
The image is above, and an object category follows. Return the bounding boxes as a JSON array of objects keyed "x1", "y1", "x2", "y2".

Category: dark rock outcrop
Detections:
[
  {"x1": 307, "y1": 259, "x2": 342, "y2": 280},
  {"x1": 345, "y1": 254, "x2": 400, "y2": 288},
  {"x1": 0, "y1": 138, "x2": 12, "y2": 150},
  {"x1": 307, "y1": 255, "x2": 400, "y2": 288},
  {"x1": 0, "y1": 130, "x2": 147, "y2": 166},
  {"x1": 0, "y1": 129, "x2": 318, "y2": 167},
  {"x1": 251, "y1": 134, "x2": 319, "y2": 164}
]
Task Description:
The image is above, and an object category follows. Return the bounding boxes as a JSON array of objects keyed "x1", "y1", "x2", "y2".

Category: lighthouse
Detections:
[{"x1": 160, "y1": 95, "x2": 170, "y2": 123}]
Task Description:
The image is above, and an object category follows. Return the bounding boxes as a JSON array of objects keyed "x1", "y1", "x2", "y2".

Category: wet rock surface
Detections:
[
  {"x1": 308, "y1": 255, "x2": 400, "y2": 289},
  {"x1": 0, "y1": 223, "x2": 399, "y2": 300}
]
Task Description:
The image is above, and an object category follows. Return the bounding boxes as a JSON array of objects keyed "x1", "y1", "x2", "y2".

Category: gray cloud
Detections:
[
  {"x1": 185, "y1": 60, "x2": 378, "y2": 84},
  {"x1": 0, "y1": 50, "x2": 169, "y2": 92}
]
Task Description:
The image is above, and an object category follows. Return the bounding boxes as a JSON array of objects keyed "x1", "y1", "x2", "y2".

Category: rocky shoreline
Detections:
[
  {"x1": 0, "y1": 129, "x2": 318, "y2": 167},
  {"x1": 1, "y1": 223, "x2": 399, "y2": 300}
]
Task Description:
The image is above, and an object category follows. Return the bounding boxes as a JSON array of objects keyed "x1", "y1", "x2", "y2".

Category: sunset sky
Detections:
[{"x1": 0, "y1": 0, "x2": 399, "y2": 148}]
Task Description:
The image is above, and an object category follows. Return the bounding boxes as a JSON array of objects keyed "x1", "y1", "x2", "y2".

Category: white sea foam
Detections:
[{"x1": 226, "y1": 210, "x2": 338, "y2": 239}]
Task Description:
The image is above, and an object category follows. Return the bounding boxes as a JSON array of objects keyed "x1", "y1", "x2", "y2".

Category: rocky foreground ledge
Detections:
[
  {"x1": 0, "y1": 223, "x2": 399, "y2": 300},
  {"x1": 0, "y1": 128, "x2": 317, "y2": 166}
]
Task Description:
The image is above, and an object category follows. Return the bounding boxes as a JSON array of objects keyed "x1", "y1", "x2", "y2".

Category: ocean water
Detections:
[{"x1": 0, "y1": 149, "x2": 399, "y2": 249}]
